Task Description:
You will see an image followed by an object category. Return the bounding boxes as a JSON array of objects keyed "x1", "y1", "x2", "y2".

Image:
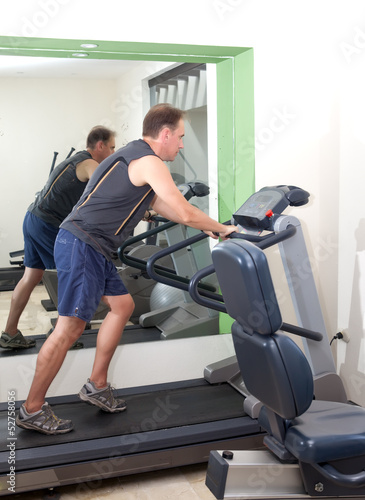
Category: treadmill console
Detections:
[{"x1": 233, "y1": 185, "x2": 309, "y2": 230}]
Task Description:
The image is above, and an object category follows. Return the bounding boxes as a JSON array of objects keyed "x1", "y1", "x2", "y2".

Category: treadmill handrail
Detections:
[
  {"x1": 280, "y1": 322, "x2": 323, "y2": 342},
  {"x1": 118, "y1": 219, "x2": 178, "y2": 273},
  {"x1": 189, "y1": 264, "x2": 227, "y2": 313},
  {"x1": 145, "y1": 231, "x2": 219, "y2": 294},
  {"x1": 188, "y1": 226, "x2": 298, "y2": 313},
  {"x1": 229, "y1": 224, "x2": 297, "y2": 249}
]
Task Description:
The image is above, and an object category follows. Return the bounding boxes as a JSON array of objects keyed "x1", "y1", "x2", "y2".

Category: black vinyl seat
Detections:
[{"x1": 211, "y1": 238, "x2": 365, "y2": 497}]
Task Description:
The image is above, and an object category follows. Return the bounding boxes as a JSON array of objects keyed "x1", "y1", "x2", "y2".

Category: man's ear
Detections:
[{"x1": 161, "y1": 127, "x2": 170, "y2": 142}]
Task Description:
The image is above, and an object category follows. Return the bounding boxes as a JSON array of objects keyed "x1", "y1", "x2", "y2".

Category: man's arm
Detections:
[
  {"x1": 76, "y1": 159, "x2": 99, "y2": 182},
  {"x1": 129, "y1": 155, "x2": 237, "y2": 239}
]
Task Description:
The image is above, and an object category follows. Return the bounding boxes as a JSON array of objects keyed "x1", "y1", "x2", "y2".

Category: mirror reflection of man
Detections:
[{"x1": 0, "y1": 126, "x2": 116, "y2": 350}]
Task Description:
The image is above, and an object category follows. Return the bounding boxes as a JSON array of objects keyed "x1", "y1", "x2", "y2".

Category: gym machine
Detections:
[{"x1": 196, "y1": 186, "x2": 365, "y2": 498}]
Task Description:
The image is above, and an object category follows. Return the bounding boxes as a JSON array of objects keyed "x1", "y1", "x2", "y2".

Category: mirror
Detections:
[{"x1": 0, "y1": 37, "x2": 255, "y2": 357}]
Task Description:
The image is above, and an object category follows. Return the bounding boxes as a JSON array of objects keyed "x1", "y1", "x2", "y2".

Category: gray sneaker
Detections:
[
  {"x1": 16, "y1": 402, "x2": 73, "y2": 435},
  {"x1": 0, "y1": 330, "x2": 36, "y2": 349},
  {"x1": 78, "y1": 379, "x2": 127, "y2": 413}
]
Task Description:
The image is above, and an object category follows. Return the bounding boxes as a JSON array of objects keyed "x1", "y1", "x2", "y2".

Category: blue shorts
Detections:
[
  {"x1": 23, "y1": 211, "x2": 59, "y2": 270},
  {"x1": 54, "y1": 228, "x2": 128, "y2": 322}
]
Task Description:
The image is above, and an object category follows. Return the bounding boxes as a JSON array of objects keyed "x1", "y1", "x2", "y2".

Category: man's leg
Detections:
[
  {"x1": 89, "y1": 294, "x2": 135, "y2": 388},
  {"x1": 4, "y1": 266, "x2": 44, "y2": 336},
  {"x1": 16, "y1": 315, "x2": 85, "y2": 434},
  {"x1": 25, "y1": 315, "x2": 86, "y2": 413},
  {"x1": 78, "y1": 293, "x2": 134, "y2": 413},
  {"x1": 2, "y1": 212, "x2": 58, "y2": 349}
]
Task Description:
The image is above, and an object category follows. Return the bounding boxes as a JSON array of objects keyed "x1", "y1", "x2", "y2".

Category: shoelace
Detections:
[
  {"x1": 104, "y1": 386, "x2": 124, "y2": 408},
  {"x1": 104, "y1": 386, "x2": 116, "y2": 406},
  {"x1": 41, "y1": 405, "x2": 62, "y2": 426}
]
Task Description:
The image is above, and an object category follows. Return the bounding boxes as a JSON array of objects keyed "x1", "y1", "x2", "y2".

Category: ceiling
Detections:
[{"x1": 0, "y1": 55, "x2": 143, "y2": 79}]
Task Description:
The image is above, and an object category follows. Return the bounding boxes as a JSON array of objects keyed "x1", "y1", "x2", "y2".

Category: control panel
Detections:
[{"x1": 233, "y1": 185, "x2": 309, "y2": 230}]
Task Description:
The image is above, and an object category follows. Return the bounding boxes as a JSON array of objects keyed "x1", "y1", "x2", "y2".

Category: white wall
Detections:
[
  {"x1": 1, "y1": 0, "x2": 365, "y2": 405},
  {"x1": 0, "y1": 77, "x2": 117, "y2": 266},
  {"x1": 114, "y1": 61, "x2": 173, "y2": 145},
  {"x1": 337, "y1": 59, "x2": 365, "y2": 403}
]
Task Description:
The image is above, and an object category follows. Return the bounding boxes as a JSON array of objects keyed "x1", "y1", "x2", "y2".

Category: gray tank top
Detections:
[
  {"x1": 29, "y1": 150, "x2": 92, "y2": 228},
  {"x1": 61, "y1": 140, "x2": 157, "y2": 260}
]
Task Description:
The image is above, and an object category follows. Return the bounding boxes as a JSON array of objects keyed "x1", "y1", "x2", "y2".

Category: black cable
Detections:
[{"x1": 330, "y1": 332, "x2": 344, "y2": 345}]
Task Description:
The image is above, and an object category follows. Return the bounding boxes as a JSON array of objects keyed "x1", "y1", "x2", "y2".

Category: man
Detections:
[
  {"x1": 16, "y1": 104, "x2": 238, "y2": 435},
  {"x1": 0, "y1": 126, "x2": 116, "y2": 349}
]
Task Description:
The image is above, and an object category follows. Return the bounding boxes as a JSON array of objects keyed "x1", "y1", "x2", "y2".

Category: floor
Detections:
[{"x1": 0, "y1": 286, "x2": 217, "y2": 500}]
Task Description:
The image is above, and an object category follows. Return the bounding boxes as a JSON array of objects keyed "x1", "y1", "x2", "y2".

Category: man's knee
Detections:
[
  {"x1": 104, "y1": 294, "x2": 135, "y2": 317},
  {"x1": 124, "y1": 295, "x2": 135, "y2": 316},
  {"x1": 20, "y1": 268, "x2": 44, "y2": 288},
  {"x1": 54, "y1": 317, "x2": 86, "y2": 344},
  {"x1": 118, "y1": 294, "x2": 135, "y2": 316}
]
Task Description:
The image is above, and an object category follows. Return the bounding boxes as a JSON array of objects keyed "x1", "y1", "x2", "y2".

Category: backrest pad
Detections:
[
  {"x1": 232, "y1": 322, "x2": 314, "y2": 419},
  {"x1": 212, "y1": 239, "x2": 282, "y2": 335}
]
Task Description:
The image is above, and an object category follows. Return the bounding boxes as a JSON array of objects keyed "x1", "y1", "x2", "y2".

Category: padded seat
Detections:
[{"x1": 286, "y1": 400, "x2": 365, "y2": 463}]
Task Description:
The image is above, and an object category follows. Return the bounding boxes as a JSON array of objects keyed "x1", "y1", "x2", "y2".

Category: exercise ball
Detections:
[{"x1": 149, "y1": 282, "x2": 187, "y2": 310}]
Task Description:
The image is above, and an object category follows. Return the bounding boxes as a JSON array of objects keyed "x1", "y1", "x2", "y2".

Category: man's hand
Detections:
[
  {"x1": 142, "y1": 209, "x2": 157, "y2": 222},
  {"x1": 204, "y1": 225, "x2": 238, "y2": 240}
]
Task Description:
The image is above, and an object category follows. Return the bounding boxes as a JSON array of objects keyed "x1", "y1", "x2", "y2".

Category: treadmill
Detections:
[{"x1": 0, "y1": 185, "x2": 341, "y2": 497}]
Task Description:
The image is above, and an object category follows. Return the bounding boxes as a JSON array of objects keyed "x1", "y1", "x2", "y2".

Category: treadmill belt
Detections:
[{"x1": 0, "y1": 383, "x2": 246, "y2": 450}]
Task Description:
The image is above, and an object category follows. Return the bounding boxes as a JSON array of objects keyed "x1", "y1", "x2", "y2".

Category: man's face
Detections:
[
  {"x1": 100, "y1": 137, "x2": 116, "y2": 161},
  {"x1": 103, "y1": 137, "x2": 115, "y2": 159},
  {"x1": 162, "y1": 119, "x2": 185, "y2": 162}
]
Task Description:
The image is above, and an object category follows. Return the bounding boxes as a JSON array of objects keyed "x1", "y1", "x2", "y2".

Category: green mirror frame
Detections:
[{"x1": 0, "y1": 36, "x2": 255, "y2": 332}]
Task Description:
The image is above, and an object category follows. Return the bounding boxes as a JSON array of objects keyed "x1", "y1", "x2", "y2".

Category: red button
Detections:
[{"x1": 265, "y1": 209, "x2": 274, "y2": 218}]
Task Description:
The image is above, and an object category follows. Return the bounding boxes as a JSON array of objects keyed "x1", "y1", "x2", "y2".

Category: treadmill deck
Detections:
[{"x1": 0, "y1": 380, "x2": 264, "y2": 496}]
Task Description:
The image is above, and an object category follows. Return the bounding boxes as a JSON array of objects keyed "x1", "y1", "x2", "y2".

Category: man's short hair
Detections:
[
  {"x1": 87, "y1": 126, "x2": 115, "y2": 149},
  {"x1": 142, "y1": 104, "x2": 185, "y2": 139}
]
